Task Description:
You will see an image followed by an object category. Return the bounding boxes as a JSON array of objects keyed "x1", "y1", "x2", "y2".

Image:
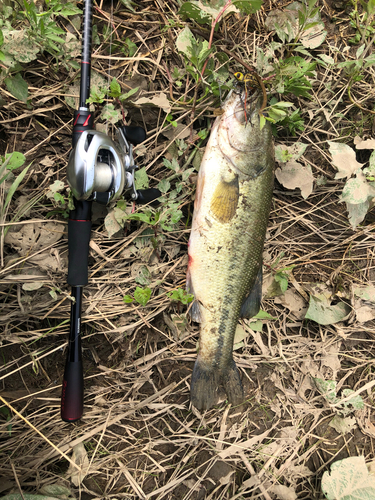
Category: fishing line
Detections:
[{"x1": 106, "y1": 0, "x2": 114, "y2": 135}]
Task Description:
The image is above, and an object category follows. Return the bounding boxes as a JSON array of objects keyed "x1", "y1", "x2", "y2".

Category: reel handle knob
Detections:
[
  {"x1": 136, "y1": 188, "x2": 161, "y2": 207},
  {"x1": 120, "y1": 125, "x2": 146, "y2": 145}
]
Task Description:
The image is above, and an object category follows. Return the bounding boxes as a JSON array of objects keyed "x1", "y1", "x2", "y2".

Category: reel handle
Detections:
[
  {"x1": 136, "y1": 188, "x2": 161, "y2": 207},
  {"x1": 120, "y1": 125, "x2": 146, "y2": 145}
]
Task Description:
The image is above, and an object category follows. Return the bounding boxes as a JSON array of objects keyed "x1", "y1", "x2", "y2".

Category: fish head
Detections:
[{"x1": 217, "y1": 90, "x2": 273, "y2": 178}]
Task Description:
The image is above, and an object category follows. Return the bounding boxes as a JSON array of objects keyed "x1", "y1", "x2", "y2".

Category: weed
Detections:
[
  {"x1": 167, "y1": 288, "x2": 194, "y2": 305},
  {"x1": 124, "y1": 286, "x2": 152, "y2": 307}
]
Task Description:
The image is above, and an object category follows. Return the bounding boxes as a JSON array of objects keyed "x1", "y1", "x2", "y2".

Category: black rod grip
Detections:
[
  {"x1": 61, "y1": 288, "x2": 84, "y2": 422},
  {"x1": 67, "y1": 199, "x2": 92, "y2": 287},
  {"x1": 67, "y1": 219, "x2": 92, "y2": 286}
]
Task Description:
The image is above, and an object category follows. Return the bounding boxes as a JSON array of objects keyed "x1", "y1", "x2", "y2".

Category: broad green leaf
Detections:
[
  {"x1": 123, "y1": 295, "x2": 134, "y2": 303},
  {"x1": 254, "y1": 310, "x2": 275, "y2": 320},
  {"x1": 4, "y1": 73, "x2": 28, "y2": 102},
  {"x1": 134, "y1": 286, "x2": 152, "y2": 306},
  {"x1": 119, "y1": 86, "x2": 139, "y2": 101},
  {"x1": 158, "y1": 179, "x2": 170, "y2": 194},
  {"x1": 100, "y1": 104, "x2": 122, "y2": 124},
  {"x1": 135, "y1": 167, "x2": 149, "y2": 190},
  {"x1": 341, "y1": 389, "x2": 364, "y2": 412},
  {"x1": 176, "y1": 26, "x2": 196, "y2": 58},
  {"x1": 135, "y1": 265, "x2": 151, "y2": 286},
  {"x1": 1, "y1": 28, "x2": 40, "y2": 64},
  {"x1": 305, "y1": 293, "x2": 351, "y2": 325},
  {"x1": 178, "y1": 0, "x2": 244, "y2": 25},
  {"x1": 314, "y1": 378, "x2": 337, "y2": 403},
  {"x1": 109, "y1": 78, "x2": 121, "y2": 98},
  {"x1": 340, "y1": 171, "x2": 375, "y2": 228},
  {"x1": 322, "y1": 456, "x2": 375, "y2": 500},
  {"x1": 233, "y1": 0, "x2": 262, "y2": 14},
  {"x1": 5, "y1": 152, "x2": 26, "y2": 169}
]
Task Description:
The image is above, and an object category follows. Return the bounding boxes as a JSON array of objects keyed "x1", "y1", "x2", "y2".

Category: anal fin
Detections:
[{"x1": 240, "y1": 265, "x2": 262, "y2": 319}]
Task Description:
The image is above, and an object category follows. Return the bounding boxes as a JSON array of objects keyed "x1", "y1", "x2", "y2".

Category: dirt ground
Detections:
[{"x1": 1, "y1": 0, "x2": 375, "y2": 499}]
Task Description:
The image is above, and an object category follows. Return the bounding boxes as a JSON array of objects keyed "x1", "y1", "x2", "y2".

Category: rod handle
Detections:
[{"x1": 61, "y1": 360, "x2": 84, "y2": 422}]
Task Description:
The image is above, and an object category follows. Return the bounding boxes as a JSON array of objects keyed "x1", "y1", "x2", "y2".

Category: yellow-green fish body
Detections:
[{"x1": 186, "y1": 90, "x2": 274, "y2": 410}]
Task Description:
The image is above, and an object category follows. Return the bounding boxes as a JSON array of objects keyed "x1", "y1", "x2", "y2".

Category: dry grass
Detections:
[{"x1": 1, "y1": 0, "x2": 375, "y2": 498}]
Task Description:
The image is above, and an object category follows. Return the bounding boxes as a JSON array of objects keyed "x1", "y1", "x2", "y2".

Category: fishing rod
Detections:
[{"x1": 61, "y1": 0, "x2": 160, "y2": 422}]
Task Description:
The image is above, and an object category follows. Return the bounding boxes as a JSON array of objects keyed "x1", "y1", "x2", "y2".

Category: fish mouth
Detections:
[{"x1": 217, "y1": 91, "x2": 265, "y2": 174}]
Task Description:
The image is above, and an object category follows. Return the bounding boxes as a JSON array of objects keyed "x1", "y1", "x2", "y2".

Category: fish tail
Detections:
[
  {"x1": 190, "y1": 358, "x2": 244, "y2": 410},
  {"x1": 222, "y1": 359, "x2": 244, "y2": 407}
]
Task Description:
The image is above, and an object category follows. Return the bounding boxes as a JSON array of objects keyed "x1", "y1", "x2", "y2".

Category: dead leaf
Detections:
[
  {"x1": 328, "y1": 141, "x2": 364, "y2": 179},
  {"x1": 274, "y1": 289, "x2": 307, "y2": 320},
  {"x1": 133, "y1": 92, "x2": 171, "y2": 114},
  {"x1": 269, "y1": 484, "x2": 297, "y2": 500},
  {"x1": 66, "y1": 442, "x2": 89, "y2": 486},
  {"x1": 354, "y1": 136, "x2": 375, "y2": 150},
  {"x1": 329, "y1": 415, "x2": 357, "y2": 435},
  {"x1": 162, "y1": 123, "x2": 190, "y2": 141},
  {"x1": 275, "y1": 160, "x2": 314, "y2": 199},
  {"x1": 321, "y1": 343, "x2": 341, "y2": 379}
]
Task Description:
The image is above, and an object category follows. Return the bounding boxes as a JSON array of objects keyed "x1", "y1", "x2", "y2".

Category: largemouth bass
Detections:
[{"x1": 186, "y1": 90, "x2": 274, "y2": 410}]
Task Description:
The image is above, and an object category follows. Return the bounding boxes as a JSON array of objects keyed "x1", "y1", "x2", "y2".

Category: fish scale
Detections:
[{"x1": 186, "y1": 89, "x2": 274, "y2": 410}]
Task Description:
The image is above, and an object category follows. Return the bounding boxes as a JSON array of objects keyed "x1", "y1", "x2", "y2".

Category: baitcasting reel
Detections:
[{"x1": 67, "y1": 125, "x2": 160, "y2": 206}]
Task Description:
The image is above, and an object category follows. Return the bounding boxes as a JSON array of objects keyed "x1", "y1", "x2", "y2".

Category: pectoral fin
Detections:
[
  {"x1": 240, "y1": 265, "x2": 262, "y2": 318},
  {"x1": 186, "y1": 269, "x2": 202, "y2": 322},
  {"x1": 210, "y1": 176, "x2": 239, "y2": 223}
]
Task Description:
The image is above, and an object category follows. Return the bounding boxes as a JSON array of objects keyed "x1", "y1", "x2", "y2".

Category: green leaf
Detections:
[
  {"x1": 176, "y1": 26, "x2": 196, "y2": 57},
  {"x1": 5, "y1": 152, "x2": 26, "y2": 170},
  {"x1": 0, "y1": 29, "x2": 3, "y2": 47},
  {"x1": 4, "y1": 73, "x2": 28, "y2": 102},
  {"x1": 100, "y1": 103, "x2": 122, "y2": 124},
  {"x1": 135, "y1": 265, "x2": 151, "y2": 286},
  {"x1": 305, "y1": 294, "x2": 351, "y2": 325},
  {"x1": 232, "y1": 0, "x2": 262, "y2": 14},
  {"x1": 274, "y1": 271, "x2": 288, "y2": 293},
  {"x1": 322, "y1": 456, "x2": 375, "y2": 500},
  {"x1": 134, "y1": 167, "x2": 149, "y2": 190},
  {"x1": 3, "y1": 163, "x2": 31, "y2": 214},
  {"x1": 134, "y1": 286, "x2": 152, "y2": 306},
  {"x1": 178, "y1": 3, "x2": 212, "y2": 26},
  {"x1": 123, "y1": 37, "x2": 137, "y2": 57},
  {"x1": 254, "y1": 310, "x2": 275, "y2": 320},
  {"x1": 158, "y1": 179, "x2": 170, "y2": 194},
  {"x1": 119, "y1": 86, "x2": 139, "y2": 101},
  {"x1": 109, "y1": 78, "x2": 121, "y2": 98},
  {"x1": 167, "y1": 288, "x2": 194, "y2": 304},
  {"x1": 123, "y1": 295, "x2": 134, "y2": 303},
  {"x1": 314, "y1": 378, "x2": 337, "y2": 403}
]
